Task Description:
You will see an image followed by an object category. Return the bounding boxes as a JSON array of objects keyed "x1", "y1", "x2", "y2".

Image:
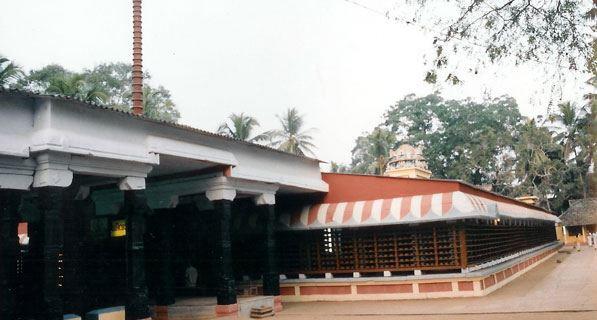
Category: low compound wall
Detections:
[{"x1": 280, "y1": 242, "x2": 562, "y2": 302}]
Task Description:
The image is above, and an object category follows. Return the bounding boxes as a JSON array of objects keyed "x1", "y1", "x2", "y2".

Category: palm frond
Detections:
[
  {"x1": 0, "y1": 57, "x2": 24, "y2": 87},
  {"x1": 271, "y1": 107, "x2": 317, "y2": 156}
]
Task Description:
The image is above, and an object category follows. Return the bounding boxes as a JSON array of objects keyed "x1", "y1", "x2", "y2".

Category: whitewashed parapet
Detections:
[
  {"x1": 0, "y1": 156, "x2": 36, "y2": 190},
  {"x1": 0, "y1": 93, "x2": 327, "y2": 193}
]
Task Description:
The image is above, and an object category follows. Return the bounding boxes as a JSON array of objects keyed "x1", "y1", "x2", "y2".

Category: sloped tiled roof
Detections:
[{"x1": 559, "y1": 198, "x2": 597, "y2": 226}]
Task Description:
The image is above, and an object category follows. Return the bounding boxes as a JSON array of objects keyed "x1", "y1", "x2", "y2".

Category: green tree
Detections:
[
  {"x1": 512, "y1": 119, "x2": 565, "y2": 211},
  {"x1": 269, "y1": 108, "x2": 316, "y2": 156},
  {"x1": 368, "y1": 127, "x2": 396, "y2": 175},
  {"x1": 20, "y1": 64, "x2": 70, "y2": 90},
  {"x1": 142, "y1": 86, "x2": 180, "y2": 123},
  {"x1": 82, "y1": 62, "x2": 137, "y2": 109},
  {"x1": 0, "y1": 56, "x2": 24, "y2": 88},
  {"x1": 588, "y1": 91, "x2": 597, "y2": 197},
  {"x1": 350, "y1": 127, "x2": 397, "y2": 175},
  {"x1": 217, "y1": 112, "x2": 268, "y2": 142},
  {"x1": 350, "y1": 134, "x2": 377, "y2": 174},
  {"x1": 383, "y1": 93, "x2": 520, "y2": 185},
  {"x1": 330, "y1": 161, "x2": 350, "y2": 173},
  {"x1": 550, "y1": 102, "x2": 586, "y2": 159},
  {"x1": 346, "y1": 92, "x2": 593, "y2": 212},
  {"x1": 378, "y1": 0, "x2": 594, "y2": 84},
  {"x1": 549, "y1": 101, "x2": 595, "y2": 200},
  {"x1": 20, "y1": 62, "x2": 180, "y2": 122}
]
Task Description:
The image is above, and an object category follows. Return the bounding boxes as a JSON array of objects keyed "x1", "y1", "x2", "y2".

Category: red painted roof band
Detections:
[{"x1": 321, "y1": 173, "x2": 554, "y2": 215}]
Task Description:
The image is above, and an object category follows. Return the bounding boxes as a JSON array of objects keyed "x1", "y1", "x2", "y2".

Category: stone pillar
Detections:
[
  {"x1": 261, "y1": 204, "x2": 280, "y2": 296},
  {"x1": 206, "y1": 187, "x2": 238, "y2": 316},
  {"x1": 38, "y1": 187, "x2": 65, "y2": 320},
  {"x1": 124, "y1": 190, "x2": 151, "y2": 320},
  {"x1": 0, "y1": 189, "x2": 21, "y2": 320},
  {"x1": 63, "y1": 197, "x2": 87, "y2": 315},
  {"x1": 155, "y1": 210, "x2": 174, "y2": 306},
  {"x1": 23, "y1": 212, "x2": 43, "y2": 320},
  {"x1": 256, "y1": 195, "x2": 282, "y2": 312},
  {"x1": 254, "y1": 193, "x2": 281, "y2": 312}
]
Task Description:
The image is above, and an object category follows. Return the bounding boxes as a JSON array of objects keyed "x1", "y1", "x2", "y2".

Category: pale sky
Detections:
[{"x1": 0, "y1": 0, "x2": 587, "y2": 166}]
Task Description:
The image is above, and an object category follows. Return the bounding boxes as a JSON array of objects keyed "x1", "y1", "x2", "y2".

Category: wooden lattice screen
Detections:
[
  {"x1": 278, "y1": 221, "x2": 556, "y2": 275},
  {"x1": 278, "y1": 224, "x2": 463, "y2": 275},
  {"x1": 465, "y1": 222, "x2": 557, "y2": 266}
]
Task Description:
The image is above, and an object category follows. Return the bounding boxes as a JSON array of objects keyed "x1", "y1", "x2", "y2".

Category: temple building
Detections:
[
  {"x1": 276, "y1": 173, "x2": 559, "y2": 301},
  {"x1": 0, "y1": 90, "x2": 325, "y2": 319},
  {"x1": 384, "y1": 144, "x2": 432, "y2": 179},
  {"x1": 0, "y1": 90, "x2": 560, "y2": 319}
]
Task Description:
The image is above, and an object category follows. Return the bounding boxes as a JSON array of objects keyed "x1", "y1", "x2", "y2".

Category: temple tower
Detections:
[{"x1": 384, "y1": 144, "x2": 432, "y2": 179}]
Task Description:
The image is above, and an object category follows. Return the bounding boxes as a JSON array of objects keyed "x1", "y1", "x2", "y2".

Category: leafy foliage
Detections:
[
  {"x1": 82, "y1": 62, "x2": 138, "y2": 109},
  {"x1": 339, "y1": 1, "x2": 593, "y2": 85},
  {"x1": 383, "y1": 93, "x2": 521, "y2": 187},
  {"x1": 351, "y1": 127, "x2": 396, "y2": 175},
  {"x1": 547, "y1": 101, "x2": 595, "y2": 204},
  {"x1": 142, "y1": 86, "x2": 180, "y2": 123},
  {"x1": 389, "y1": 0, "x2": 595, "y2": 83},
  {"x1": 46, "y1": 73, "x2": 108, "y2": 105},
  {"x1": 21, "y1": 64, "x2": 70, "y2": 90},
  {"x1": 348, "y1": 93, "x2": 595, "y2": 213},
  {"x1": 17, "y1": 62, "x2": 180, "y2": 122},
  {"x1": 512, "y1": 119, "x2": 564, "y2": 210}
]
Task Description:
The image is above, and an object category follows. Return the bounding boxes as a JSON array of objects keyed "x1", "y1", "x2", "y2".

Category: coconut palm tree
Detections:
[
  {"x1": 549, "y1": 102, "x2": 586, "y2": 159},
  {"x1": 269, "y1": 108, "x2": 316, "y2": 156},
  {"x1": 367, "y1": 127, "x2": 396, "y2": 175},
  {"x1": 549, "y1": 102, "x2": 594, "y2": 198},
  {"x1": 217, "y1": 113, "x2": 268, "y2": 142},
  {"x1": 0, "y1": 56, "x2": 24, "y2": 88},
  {"x1": 46, "y1": 74, "x2": 107, "y2": 104}
]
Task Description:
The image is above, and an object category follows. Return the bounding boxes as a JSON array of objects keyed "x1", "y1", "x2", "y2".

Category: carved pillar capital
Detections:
[
  {"x1": 205, "y1": 177, "x2": 236, "y2": 202},
  {"x1": 33, "y1": 152, "x2": 73, "y2": 188},
  {"x1": 118, "y1": 176, "x2": 146, "y2": 190},
  {"x1": 254, "y1": 192, "x2": 276, "y2": 206},
  {"x1": 0, "y1": 156, "x2": 36, "y2": 190}
]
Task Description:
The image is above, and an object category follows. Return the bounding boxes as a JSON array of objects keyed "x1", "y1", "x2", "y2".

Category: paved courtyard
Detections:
[{"x1": 259, "y1": 247, "x2": 597, "y2": 320}]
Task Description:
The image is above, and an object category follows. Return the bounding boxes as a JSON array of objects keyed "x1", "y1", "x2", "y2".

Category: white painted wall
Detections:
[
  {"x1": 0, "y1": 96, "x2": 35, "y2": 157},
  {"x1": 0, "y1": 93, "x2": 327, "y2": 192}
]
